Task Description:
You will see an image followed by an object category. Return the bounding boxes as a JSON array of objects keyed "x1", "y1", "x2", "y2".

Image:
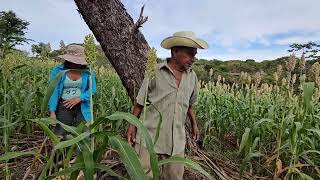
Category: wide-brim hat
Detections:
[
  {"x1": 58, "y1": 44, "x2": 87, "y2": 65},
  {"x1": 161, "y1": 31, "x2": 208, "y2": 49}
]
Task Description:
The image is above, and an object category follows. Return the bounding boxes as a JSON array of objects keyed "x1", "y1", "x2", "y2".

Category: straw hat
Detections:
[
  {"x1": 161, "y1": 31, "x2": 208, "y2": 49},
  {"x1": 58, "y1": 44, "x2": 87, "y2": 65}
]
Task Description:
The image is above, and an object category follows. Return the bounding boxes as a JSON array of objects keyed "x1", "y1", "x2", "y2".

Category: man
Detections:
[{"x1": 127, "y1": 31, "x2": 208, "y2": 180}]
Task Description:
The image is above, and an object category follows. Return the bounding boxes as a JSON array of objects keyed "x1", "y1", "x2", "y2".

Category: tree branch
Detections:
[{"x1": 131, "y1": 5, "x2": 148, "y2": 33}]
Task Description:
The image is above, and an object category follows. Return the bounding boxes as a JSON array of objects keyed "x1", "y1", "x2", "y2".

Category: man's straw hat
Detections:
[{"x1": 161, "y1": 31, "x2": 208, "y2": 49}]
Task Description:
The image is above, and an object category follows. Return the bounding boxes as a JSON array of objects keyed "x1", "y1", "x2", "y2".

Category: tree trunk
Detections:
[
  {"x1": 74, "y1": 0, "x2": 200, "y2": 153},
  {"x1": 74, "y1": 0, "x2": 150, "y2": 101}
]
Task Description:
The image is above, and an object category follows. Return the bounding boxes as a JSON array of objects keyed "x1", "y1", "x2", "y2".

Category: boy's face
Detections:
[
  {"x1": 65, "y1": 60, "x2": 85, "y2": 69},
  {"x1": 172, "y1": 47, "x2": 197, "y2": 71}
]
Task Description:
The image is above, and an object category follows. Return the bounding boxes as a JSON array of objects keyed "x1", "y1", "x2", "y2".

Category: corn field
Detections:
[
  {"x1": 0, "y1": 51, "x2": 320, "y2": 179},
  {"x1": 196, "y1": 65, "x2": 320, "y2": 178},
  {"x1": 0, "y1": 52, "x2": 212, "y2": 180}
]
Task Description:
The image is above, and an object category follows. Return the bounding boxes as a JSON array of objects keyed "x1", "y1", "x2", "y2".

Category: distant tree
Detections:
[
  {"x1": 59, "y1": 40, "x2": 66, "y2": 53},
  {"x1": 31, "y1": 44, "x2": 38, "y2": 56},
  {"x1": 84, "y1": 34, "x2": 97, "y2": 66},
  {"x1": 288, "y1": 41, "x2": 320, "y2": 60},
  {"x1": 31, "y1": 42, "x2": 51, "y2": 59},
  {"x1": 47, "y1": 42, "x2": 51, "y2": 52},
  {"x1": 245, "y1": 59, "x2": 255, "y2": 62},
  {"x1": 50, "y1": 49, "x2": 64, "y2": 58},
  {"x1": 0, "y1": 11, "x2": 30, "y2": 58}
]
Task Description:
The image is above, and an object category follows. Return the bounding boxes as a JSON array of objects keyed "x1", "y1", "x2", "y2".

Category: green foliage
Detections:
[
  {"x1": 147, "y1": 47, "x2": 157, "y2": 79},
  {"x1": 288, "y1": 41, "x2": 320, "y2": 60},
  {"x1": 109, "y1": 136, "x2": 147, "y2": 180},
  {"x1": 158, "y1": 156, "x2": 215, "y2": 180},
  {"x1": 107, "y1": 112, "x2": 160, "y2": 179},
  {"x1": 93, "y1": 45, "x2": 114, "y2": 70},
  {"x1": 31, "y1": 42, "x2": 52, "y2": 59},
  {"x1": 0, "y1": 53, "x2": 213, "y2": 179},
  {"x1": 192, "y1": 56, "x2": 320, "y2": 85},
  {"x1": 84, "y1": 34, "x2": 98, "y2": 67},
  {"x1": 0, "y1": 11, "x2": 30, "y2": 58},
  {"x1": 2, "y1": 50, "x2": 320, "y2": 179},
  {"x1": 196, "y1": 75, "x2": 320, "y2": 178},
  {"x1": 0, "y1": 151, "x2": 36, "y2": 161},
  {"x1": 59, "y1": 40, "x2": 66, "y2": 53}
]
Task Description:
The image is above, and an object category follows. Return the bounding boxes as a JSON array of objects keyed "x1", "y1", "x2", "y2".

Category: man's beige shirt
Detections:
[{"x1": 136, "y1": 60, "x2": 198, "y2": 155}]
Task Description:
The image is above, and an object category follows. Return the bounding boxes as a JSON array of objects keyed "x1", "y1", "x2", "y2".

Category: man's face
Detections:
[{"x1": 172, "y1": 47, "x2": 197, "y2": 71}]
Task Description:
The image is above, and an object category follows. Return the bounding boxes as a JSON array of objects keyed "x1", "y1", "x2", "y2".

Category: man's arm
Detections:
[
  {"x1": 187, "y1": 105, "x2": 199, "y2": 141},
  {"x1": 127, "y1": 103, "x2": 144, "y2": 145}
]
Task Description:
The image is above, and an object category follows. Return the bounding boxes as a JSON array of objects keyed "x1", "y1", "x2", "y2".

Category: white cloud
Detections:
[
  {"x1": 274, "y1": 32, "x2": 320, "y2": 45},
  {"x1": 207, "y1": 49, "x2": 289, "y2": 61},
  {"x1": 1, "y1": 0, "x2": 319, "y2": 60},
  {"x1": 124, "y1": 0, "x2": 320, "y2": 47},
  {"x1": 121, "y1": 0, "x2": 320, "y2": 60}
]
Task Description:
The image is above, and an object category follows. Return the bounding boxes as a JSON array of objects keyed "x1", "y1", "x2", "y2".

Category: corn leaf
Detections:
[
  {"x1": 158, "y1": 156, "x2": 214, "y2": 180},
  {"x1": 0, "y1": 151, "x2": 35, "y2": 161},
  {"x1": 54, "y1": 132, "x2": 90, "y2": 150},
  {"x1": 109, "y1": 136, "x2": 147, "y2": 180},
  {"x1": 107, "y1": 112, "x2": 160, "y2": 179},
  {"x1": 95, "y1": 163, "x2": 125, "y2": 179},
  {"x1": 239, "y1": 128, "x2": 251, "y2": 153},
  {"x1": 44, "y1": 163, "x2": 84, "y2": 180}
]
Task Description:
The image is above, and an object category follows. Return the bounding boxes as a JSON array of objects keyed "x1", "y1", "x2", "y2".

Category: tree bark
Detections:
[
  {"x1": 74, "y1": 0, "x2": 150, "y2": 101},
  {"x1": 74, "y1": 0, "x2": 201, "y2": 153}
]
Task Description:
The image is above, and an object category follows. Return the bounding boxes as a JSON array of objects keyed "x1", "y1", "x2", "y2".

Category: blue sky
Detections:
[{"x1": 1, "y1": 0, "x2": 319, "y2": 61}]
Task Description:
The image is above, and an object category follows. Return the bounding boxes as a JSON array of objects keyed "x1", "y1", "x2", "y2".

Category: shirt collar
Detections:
[
  {"x1": 159, "y1": 58, "x2": 192, "y2": 73},
  {"x1": 158, "y1": 59, "x2": 170, "y2": 70}
]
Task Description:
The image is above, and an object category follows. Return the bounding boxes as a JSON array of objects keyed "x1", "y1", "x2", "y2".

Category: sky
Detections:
[{"x1": 1, "y1": 0, "x2": 319, "y2": 61}]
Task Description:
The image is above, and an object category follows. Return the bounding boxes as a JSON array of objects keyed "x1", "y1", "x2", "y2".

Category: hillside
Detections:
[{"x1": 192, "y1": 56, "x2": 320, "y2": 84}]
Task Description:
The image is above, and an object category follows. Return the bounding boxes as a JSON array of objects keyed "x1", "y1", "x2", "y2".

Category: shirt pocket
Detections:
[{"x1": 181, "y1": 81, "x2": 195, "y2": 107}]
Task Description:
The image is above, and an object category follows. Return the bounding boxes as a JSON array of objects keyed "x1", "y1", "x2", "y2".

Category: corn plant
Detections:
[
  {"x1": 196, "y1": 72, "x2": 320, "y2": 178},
  {"x1": 0, "y1": 63, "x2": 214, "y2": 180}
]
